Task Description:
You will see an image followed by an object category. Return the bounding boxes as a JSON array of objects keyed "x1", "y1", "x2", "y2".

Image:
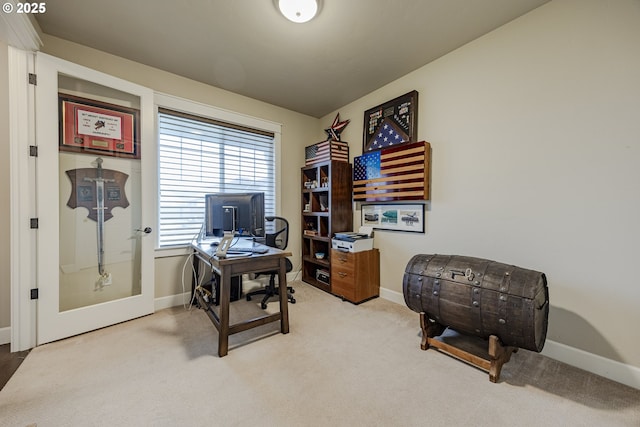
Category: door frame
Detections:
[
  {"x1": 9, "y1": 46, "x2": 37, "y2": 352},
  {"x1": 9, "y1": 49, "x2": 156, "y2": 349}
]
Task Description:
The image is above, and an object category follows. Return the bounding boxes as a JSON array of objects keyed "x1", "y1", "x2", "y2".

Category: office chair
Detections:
[{"x1": 246, "y1": 216, "x2": 296, "y2": 309}]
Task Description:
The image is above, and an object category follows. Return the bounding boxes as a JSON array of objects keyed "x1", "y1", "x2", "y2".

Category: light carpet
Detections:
[{"x1": 1, "y1": 282, "x2": 639, "y2": 427}]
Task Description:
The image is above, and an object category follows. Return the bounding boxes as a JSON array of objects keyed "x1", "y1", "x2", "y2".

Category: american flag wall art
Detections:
[{"x1": 353, "y1": 141, "x2": 430, "y2": 202}]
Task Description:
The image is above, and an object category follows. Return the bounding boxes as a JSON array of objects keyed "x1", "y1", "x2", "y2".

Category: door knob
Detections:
[{"x1": 136, "y1": 227, "x2": 152, "y2": 234}]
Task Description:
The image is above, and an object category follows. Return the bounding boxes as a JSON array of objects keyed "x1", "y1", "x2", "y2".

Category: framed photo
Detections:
[
  {"x1": 59, "y1": 94, "x2": 140, "y2": 159},
  {"x1": 361, "y1": 203, "x2": 425, "y2": 233},
  {"x1": 363, "y1": 90, "x2": 418, "y2": 153}
]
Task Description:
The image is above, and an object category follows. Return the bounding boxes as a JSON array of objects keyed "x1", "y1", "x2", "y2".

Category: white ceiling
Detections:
[{"x1": 34, "y1": 0, "x2": 549, "y2": 118}]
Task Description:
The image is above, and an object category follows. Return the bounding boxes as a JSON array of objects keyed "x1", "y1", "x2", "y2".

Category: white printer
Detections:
[{"x1": 331, "y1": 227, "x2": 374, "y2": 253}]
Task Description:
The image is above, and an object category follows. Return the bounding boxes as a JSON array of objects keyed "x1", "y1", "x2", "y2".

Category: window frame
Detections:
[{"x1": 153, "y1": 93, "x2": 282, "y2": 256}]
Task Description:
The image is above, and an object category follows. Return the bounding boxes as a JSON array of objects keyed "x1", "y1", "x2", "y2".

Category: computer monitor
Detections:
[{"x1": 205, "y1": 192, "x2": 265, "y2": 238}]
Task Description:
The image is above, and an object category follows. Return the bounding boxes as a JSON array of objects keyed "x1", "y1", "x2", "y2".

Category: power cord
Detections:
[
  {"x1": 180, "y1": 251, "x2": 196, "y2": 309},
  {"x1": 194, "y1": 285, "x2": 213, "y2": 305},
  {"x1": 181, "y1": 227, "x2": 208, "y2": 310}
]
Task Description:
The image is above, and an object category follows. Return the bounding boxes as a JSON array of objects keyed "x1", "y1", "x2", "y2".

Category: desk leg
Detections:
[
  {"x1": 278, "y1": 258, "x2": 290, "y2": 334},
  {"x1": 218, "y1": 266, "x2": 231, "y2": 357}
]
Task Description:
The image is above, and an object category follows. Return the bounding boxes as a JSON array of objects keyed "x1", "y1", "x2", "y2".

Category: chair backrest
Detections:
[{"x1": 264, "y1": 216, "x2": 289, "y2": 250}]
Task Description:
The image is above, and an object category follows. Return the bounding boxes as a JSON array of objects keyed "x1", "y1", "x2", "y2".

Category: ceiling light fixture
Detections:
[{"x1": 277, "y1": 0, "x2": 319, "y2": 23}]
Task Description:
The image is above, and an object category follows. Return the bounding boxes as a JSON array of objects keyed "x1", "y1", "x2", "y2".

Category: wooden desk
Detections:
[{"x1": 191, "y1": 242, "x2": 291, "y2": 357}]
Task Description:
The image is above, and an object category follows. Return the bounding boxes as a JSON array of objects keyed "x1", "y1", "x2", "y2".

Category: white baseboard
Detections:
[
  {"x1": 378, "y1": 287, "x2": 640, "y2": 390},
  {"x1": 152, "y1": 275, "x2": 282, "y2": 312},
  {"x1": 380, "y1": 287, "x2": 405, "y2": 305},
  {"x1": 541, "y1": 339, "x2": 640, "y2": 390},
  {"x1": 0, "y1": 326, "x2": 10, "y2": 345},
  {"x1": 154, "y1": 292, "x2": 192, "y2": 311}
]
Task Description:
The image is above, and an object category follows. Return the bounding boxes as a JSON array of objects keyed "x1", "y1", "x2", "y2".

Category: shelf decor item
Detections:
[
  {"x1": 324, "y1": 112, "x2": 350, "y2": 141},
  {"x1": 363, "y1": 90, "x2": 418, "y2": 153},
  {"x1": 305, "y1": 139, "x2": 349, "y2": 165}
]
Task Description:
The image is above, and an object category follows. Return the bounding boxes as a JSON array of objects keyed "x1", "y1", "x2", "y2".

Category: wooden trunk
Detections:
[{"x1": 403, "y1": 254, "x2": 549, "y2": 352}]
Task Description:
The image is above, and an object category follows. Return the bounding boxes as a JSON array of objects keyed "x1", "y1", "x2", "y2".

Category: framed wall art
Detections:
[
  {"x1": 59, "y1": 94, "x2": 140, "y2": 159},
  {"x1": 363, "y1": 90, "x2": 418, "y2": 153},
  {"x1": 361, "y1": 203, "x2": 425, "y2": 233}
]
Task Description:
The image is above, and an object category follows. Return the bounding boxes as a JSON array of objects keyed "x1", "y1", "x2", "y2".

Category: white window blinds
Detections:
[{"x1": 158, "y1": 109, "x2": 275, "y2": 247}]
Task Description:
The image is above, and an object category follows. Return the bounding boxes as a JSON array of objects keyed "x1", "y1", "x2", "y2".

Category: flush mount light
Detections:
[{"x1": 277, "y1": 0, "x2": 319, "y2": 23}]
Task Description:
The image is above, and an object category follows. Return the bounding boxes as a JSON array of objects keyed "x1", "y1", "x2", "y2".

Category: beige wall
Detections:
[
  {"x1": 322, "y1": 0, "x2": 640, "y2": 369},
  {"x1": 0, "y1": 41, "x2": 10, "y2": 329}
]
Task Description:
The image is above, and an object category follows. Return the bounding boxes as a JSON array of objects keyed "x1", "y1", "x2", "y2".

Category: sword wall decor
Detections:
[{"x1": 65, "y1": 157, "x2": 130, "y2": 287}]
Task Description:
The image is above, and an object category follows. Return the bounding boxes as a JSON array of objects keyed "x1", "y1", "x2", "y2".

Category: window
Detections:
[{"x1": 157, "y1": 108, "x2": 275, "y2": 247}]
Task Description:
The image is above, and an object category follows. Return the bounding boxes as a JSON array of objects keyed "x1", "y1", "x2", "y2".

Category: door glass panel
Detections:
[{"x1": 57, "y1": 75, "x2": 142, "y2": 312}]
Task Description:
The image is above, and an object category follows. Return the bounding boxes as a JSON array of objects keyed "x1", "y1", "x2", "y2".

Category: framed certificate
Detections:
[{"x1": 59, "y1": 94, "x2": 140, "y2": 159}]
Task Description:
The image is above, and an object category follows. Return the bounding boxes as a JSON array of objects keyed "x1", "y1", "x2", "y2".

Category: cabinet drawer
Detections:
[
  {"x1": 331, "y1": 249, "x2": 354, "y2": 271},
  {"x1": 332, "y1": 265, "x2": 356, "y2": 286},
  {"x1": 331, "y1": 274, "x2": 356, "y2": 301}
]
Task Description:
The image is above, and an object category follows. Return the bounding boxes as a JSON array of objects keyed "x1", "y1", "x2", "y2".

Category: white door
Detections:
[{"x1": 35, "y1": 53, "x2": 155, "y2": 344}]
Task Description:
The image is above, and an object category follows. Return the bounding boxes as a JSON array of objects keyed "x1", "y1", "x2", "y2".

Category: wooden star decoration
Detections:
[{"x1": 325, "y1": 113, "x2": 350, "y2": 141}]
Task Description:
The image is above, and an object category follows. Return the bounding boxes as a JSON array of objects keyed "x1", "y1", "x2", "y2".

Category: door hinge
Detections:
[
  {"x1": 29, "y1": 145, "x2": 38, "y2": 157},
  {"x1": 30, "y1": 288, "x2": 39, "y2": 300},
  {"x1": 30, "y1": 218, "x2": 39, "y2": 229},
  {"x1": 28, "y1": 73, "x2": 37, "y2": 85}
]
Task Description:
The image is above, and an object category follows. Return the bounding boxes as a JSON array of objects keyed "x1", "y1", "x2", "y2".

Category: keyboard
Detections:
[{"x1": 226, "y1": 238, "x2": 269, "y2": 254}]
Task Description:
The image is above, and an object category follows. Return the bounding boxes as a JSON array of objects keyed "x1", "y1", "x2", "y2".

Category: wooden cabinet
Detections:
[
  {"x1": 301, "y1": 160, "x2": 352, "y2": 293},
  {"x1": 331, "y1": 248, "x2": 380, "y2": 304}
]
